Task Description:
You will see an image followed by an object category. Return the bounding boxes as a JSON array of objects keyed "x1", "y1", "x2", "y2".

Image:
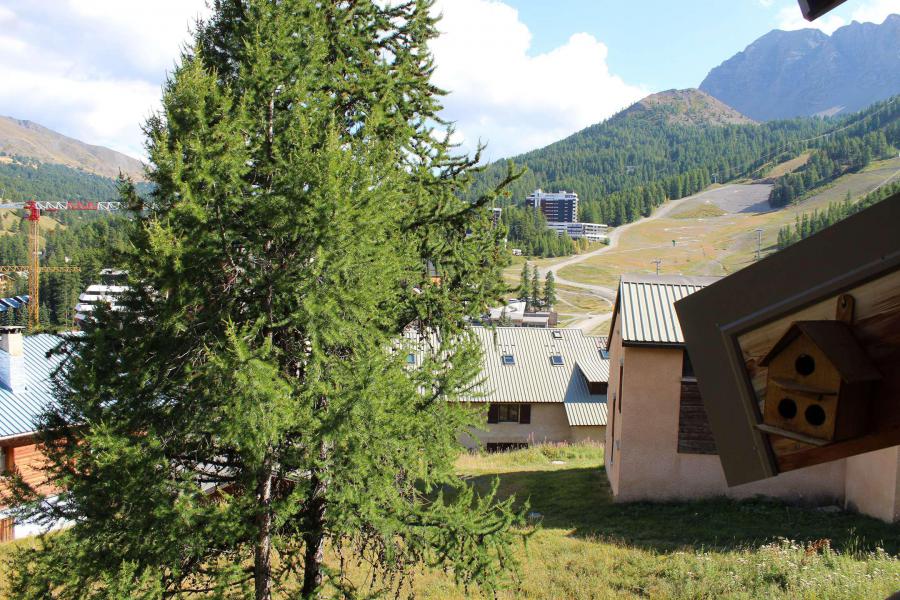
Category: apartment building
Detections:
[{"x1": 526, "y1": 189, "x2": 579, "y2": 223}]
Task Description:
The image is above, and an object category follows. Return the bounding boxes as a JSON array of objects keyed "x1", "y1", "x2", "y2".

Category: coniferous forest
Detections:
[
  {"x1": 0, "y1": 157, "x2": 140, "y2": 328},
  {"x1": 476, "y1": 95, "x2": 898, "y2": 257},
  {"x1": 776, "y1": 181, "x2": 900, "y2": 250}
]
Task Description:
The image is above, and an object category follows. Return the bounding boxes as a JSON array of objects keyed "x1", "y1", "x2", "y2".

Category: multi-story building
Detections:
[
  {"x1": 74, "y1": 269, "x2": 129, "y2": 327},
  {"x1": 490, "y1": 207, "x2": 502, "y2": 228},
  {"x1": 526, "y1": 189, "x2": 579, "y2": 223},
  {"x1": 546, "y1": 221, "x2": 609, "y2": 242}
]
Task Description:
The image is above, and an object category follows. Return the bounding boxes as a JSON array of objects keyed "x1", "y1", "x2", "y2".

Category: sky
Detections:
[{"x1": 0, "y1": 0, "x2": 896, "y2": 163}]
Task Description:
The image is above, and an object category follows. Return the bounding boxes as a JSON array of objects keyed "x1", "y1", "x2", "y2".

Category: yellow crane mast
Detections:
[{"x1": 0, "y1": 200, "x2": 120, "y2": 329}]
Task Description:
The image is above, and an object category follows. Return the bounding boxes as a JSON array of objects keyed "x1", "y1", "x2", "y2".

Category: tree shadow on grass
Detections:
[{"x1": 463, "y1": 466, "x2": 900, "y2": 555}]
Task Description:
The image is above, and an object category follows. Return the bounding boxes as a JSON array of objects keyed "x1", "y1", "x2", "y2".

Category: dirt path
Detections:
[{"x1": 537, "y1": 185, "x2": 747, "y2": 302}]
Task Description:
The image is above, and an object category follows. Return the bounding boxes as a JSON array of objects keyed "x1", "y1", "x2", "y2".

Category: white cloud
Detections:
[
  {"x1": 758, "y1": 0, "x2": 775, "y2": 8},
  {"x1": 775, "y1": 0, "x2": 898, "y2": 34},
  {"x1": 776, "y1": 5, "x2": 847, "y2": 33},
  {"x1": 430, "y1": 0, "x2": 646, "y2": 161},
  {"x1": 850, "y1": 0, "x2": 899, "y2": 24},
  {"x1": 0, "y1": 1, "x2": 209, "y2": 159},
  {"x1": 0, "y1": 0, "x2": 644, "y2": 162}
]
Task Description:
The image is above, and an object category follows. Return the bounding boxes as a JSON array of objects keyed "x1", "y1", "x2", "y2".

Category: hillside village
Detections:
[{"x1": 0, "y1": 1, "x2": 899, "y2": 599}]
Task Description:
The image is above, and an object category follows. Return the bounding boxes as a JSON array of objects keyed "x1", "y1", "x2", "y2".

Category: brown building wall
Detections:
[{"x1": 1, "y1": 439, "x2": 55, "y2": 541}]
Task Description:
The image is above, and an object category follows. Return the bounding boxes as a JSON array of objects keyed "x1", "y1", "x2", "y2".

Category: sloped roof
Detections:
[
  {"x1": 0, "y1": 334, "x2": 65, "y2": 440},
  {"x1": 402, "y1": 326, "x2": 608, "y2": 422},
  {"x1": 609, "y1": 274, "x2": 721, "y2": 347},
  {"x1": 564, "y1": 400, "x2": 608, "y2": 427},
  {"x1": 760, "y1": 320, "x2": 881, "y2": 383},
  {"x1": 466, "y1": 327, "x2": 608, "y2": 405}
]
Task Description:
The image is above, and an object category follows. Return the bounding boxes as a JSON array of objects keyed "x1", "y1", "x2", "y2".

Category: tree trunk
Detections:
[
  {"x1": 301, "y1": 468, "x2": 327, "y2": 599},
  {"x1": 254, "y1": 457, "x2": 275, "y2": 600}
]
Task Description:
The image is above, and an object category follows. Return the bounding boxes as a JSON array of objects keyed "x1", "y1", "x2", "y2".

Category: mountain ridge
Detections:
[
  {"x1": 0, "y1": 116, "x2": 146, "y2": 182},
  {"x1": 700, "y1": 15, "x2": 900, "y2": 121}
]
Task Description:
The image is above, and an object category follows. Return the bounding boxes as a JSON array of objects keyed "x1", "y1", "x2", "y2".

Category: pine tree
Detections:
[
  {"x1": 531, "y1": 269, "x2": 541, "y2": 311},
  {"x1": 6, "y1": 2, "x2": 523, "y2": 599},
  {"x1": 543, "y1": 271, "x2": 556, "y2": 310},
  {"x1": 519, "y1": 261, "x2": 531, "y2": 303}
]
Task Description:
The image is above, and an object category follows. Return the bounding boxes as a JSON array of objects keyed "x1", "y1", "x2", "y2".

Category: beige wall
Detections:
[
  {"x1": 571, "y1": 425, "x2": 605, "y2": 444},
  {"x1": 462, "y1": 403, "x2": 597, "y2": 449},
  {"x1": 604, "y1": 320, "x2": 624, "y2": 495},
  {"x1": 844, "y1": 447, "x2": 900, "y2": 523},
  {"x1": 604, "y1": 321, "x2": 900, "y2": 520}
]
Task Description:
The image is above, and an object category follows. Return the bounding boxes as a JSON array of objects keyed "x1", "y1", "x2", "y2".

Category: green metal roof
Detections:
[{"x1": 613, "y1": 274, "x2": 721, "y2": 346}]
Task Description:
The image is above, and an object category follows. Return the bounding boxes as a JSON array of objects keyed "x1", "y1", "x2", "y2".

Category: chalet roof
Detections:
[
  {"x1": 402, "y1": 326, "x2": 609, "y2": 422},
  {"x1": 759, "y1": 320, "x2": 881, "y2": 383},
  {"x1": 468, "y1": 327, "x2": 607, "y2": 407},
  {"x1": 0, "y1": 334, "x2": 65, "y2": 440},
  {"x1": 609, "y1": 274, "x2": 721, "y2": 348}
]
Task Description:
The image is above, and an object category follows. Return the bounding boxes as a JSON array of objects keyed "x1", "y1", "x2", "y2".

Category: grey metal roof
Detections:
[
  {"x1": 463, "y1": 328, "x2": 608, "y2": 420},
  {"x1": 614, "y1": 274, "x2": 721, "y2": 346},
  {"x1": 564, "y1": 399, "x2": 608, "y2": 427},
  {"x1": 0, "y1": 334, "x2": 65, "y2": 440}
]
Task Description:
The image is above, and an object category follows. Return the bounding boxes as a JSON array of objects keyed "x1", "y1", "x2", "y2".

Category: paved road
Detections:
[{"x1": 537, "y1": 184, "x2": 762, "y2": 330}]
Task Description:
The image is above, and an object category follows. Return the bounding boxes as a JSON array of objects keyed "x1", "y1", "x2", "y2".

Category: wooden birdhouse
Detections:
[{"x1": 758, "y1": 319, "x2": 881, "y2": 445}]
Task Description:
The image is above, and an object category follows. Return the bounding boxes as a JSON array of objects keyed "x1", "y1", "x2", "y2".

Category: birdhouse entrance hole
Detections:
[
  {"x1": 805, "y1": 404, "x2": 827, "y2": 427},
  {"x1": 795, "y1": 354, "x2": 815, "y2": 376},
  {"x1": 778, "y1": 398, "x2": 797, "y2": 419}
]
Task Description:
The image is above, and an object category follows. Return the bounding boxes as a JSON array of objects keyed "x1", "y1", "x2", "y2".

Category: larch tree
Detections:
[
  {"x1": 518, "y1": 261, "x2": 530, "y2": 303},
  {"x1": 4, "y1": 1, "x2": 524, "y2": 599},
  {"x1": 543, "y1": 271, "x2": 556, "y2": 310}
]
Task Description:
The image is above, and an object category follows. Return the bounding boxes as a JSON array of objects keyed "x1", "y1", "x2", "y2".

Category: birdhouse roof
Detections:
[{"x1": 760, "y1": 320, "x2": 881, "y2": 383}]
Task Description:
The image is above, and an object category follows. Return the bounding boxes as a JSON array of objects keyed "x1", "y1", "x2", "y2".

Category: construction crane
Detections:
[{"x1": 0, "y1": 200, "x2": 121, "y2": 329}]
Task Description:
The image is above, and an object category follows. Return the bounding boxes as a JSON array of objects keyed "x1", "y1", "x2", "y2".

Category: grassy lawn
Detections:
[
  {"x1": 2, "y1": 444, "x2": 898, "y2": 598},
  {"x1": 763, "y1": 151, "x2": 812, "y2": 179},
  {"x1": 448, "y1": 445, "x2": 900, "y2": 599}
]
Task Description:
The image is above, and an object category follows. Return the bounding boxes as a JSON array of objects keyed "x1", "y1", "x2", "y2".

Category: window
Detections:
[
  {"x1": 405, "y1": 353, "x2": 416, "y2": 365},
  {"x1": 617, "y1": 364, "x2": 624, "y2": 413},
  {"x1": 550, "y1": 355, "x2": 564, "y2": 366},
  {"x1": 552, "y1": 330, "x2": 562, "y2": 339},
  {"x1": 498, "y1": 404, "x2": 519, "y2": 423},
  {"x1": 486, "y1": 442, "x2": 529, "y2": 453},
  {"x1": 682, "y1": 349, "x2": 695, "y2": 380},
  {"x1": 0, "y1": 447, "x2": 5, "y2": 473},
  {"x1": 501, "y1": 354, "x2": 515, "y2": 365},
  {"x1": 487, "y1": 403, "x2": 531, "y2": 424},
  {"x1": 599, "y1": 348, "x2": 610, "y2": 360}
]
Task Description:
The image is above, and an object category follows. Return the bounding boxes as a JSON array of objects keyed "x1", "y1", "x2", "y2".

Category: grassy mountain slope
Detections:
[
  {"x1": 0, "y1": 116, "x2": 145, "y2": 181},
  {"x1": 618, "y1": 88, "x2": 754, "y2": 126}
]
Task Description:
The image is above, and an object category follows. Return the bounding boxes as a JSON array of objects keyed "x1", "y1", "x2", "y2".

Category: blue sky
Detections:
[
  {"x1": 0, "y1": 0, "x2": 896, "y2": 162},
  {"x1": 509, "y1": 1, "x2": 822, "y2": 90}
]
